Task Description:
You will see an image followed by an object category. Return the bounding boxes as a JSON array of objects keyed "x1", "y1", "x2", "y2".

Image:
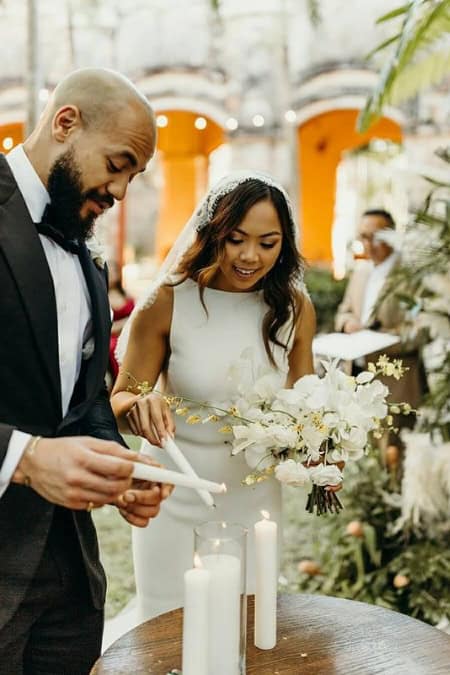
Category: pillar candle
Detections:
[
  {"x1": 201, "y1": 553, "x2": 241, "y2": 674},
  {"x1": 254, "y1": 510, "x2": 277, "y2": 649},
  {"x1": 182, "y1": 557, "x2": 210, "y2": 675}
]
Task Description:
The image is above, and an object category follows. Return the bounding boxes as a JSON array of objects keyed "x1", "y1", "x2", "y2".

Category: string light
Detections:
[
  {"x1": 284, "y1": 110, "x2": 297, "y2": 123},
  {"x1": 2, "y1": 137, "x2": 13, "y2": 151},
  {"x1": 156, "y1": 114, "x2": 168, "y2": 128},
  {"x1": 252, "y1": 114, "x2": 265, "y2": 127},
  {"x1": 194, "y1": 116, "x2": 207, "y2": 130},
  {"x1": 226, "y1": 117, "x2": 238, "y2": 131}
]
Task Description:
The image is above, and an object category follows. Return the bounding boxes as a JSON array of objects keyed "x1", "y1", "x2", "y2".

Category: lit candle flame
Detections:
[
  {"x1": 261, "y1": 510, "x2": 270, "y2": 520},
  {"x1": 193, "y1": 553, "x2": 203, "y2": 569}
]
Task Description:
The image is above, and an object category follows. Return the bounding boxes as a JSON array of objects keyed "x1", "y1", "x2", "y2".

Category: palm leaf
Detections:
[
  {"x1": 365, "y1": 33, "x2": 402, "y2": 60},
  {"x1": 399, "y1": 0, "x2": 450, "y2": 68},
  {"x1": 376, "y1": 2, "x2": 415, "y2": 24},
  {"x1": 423, "y1": 175, "x2": 450, "y2": 188},
  {"x1": 358, "y1": 0, "x2": 450, "y2": 131},
  {"x1": 388, "y1": 48, "x2": 450, "y2": 104}
]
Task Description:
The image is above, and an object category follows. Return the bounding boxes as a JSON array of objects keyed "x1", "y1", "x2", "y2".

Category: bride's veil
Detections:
[{"x1": 116, "y1": 170, "x2": 302, "y2": 363}]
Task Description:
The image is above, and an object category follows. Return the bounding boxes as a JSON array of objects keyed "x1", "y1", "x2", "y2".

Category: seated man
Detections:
[{"x1": 335, "y1": 209, "x2": 426, "y2": 445}]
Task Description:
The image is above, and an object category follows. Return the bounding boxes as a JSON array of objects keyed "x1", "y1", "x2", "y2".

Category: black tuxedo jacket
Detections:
[{"x1": 0, "y1": 154, "x2": 123, "y2": 628}]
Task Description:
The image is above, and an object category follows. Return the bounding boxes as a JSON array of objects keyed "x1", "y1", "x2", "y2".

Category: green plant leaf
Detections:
[
  {"x1": 366, "y1": 33, "x2": 402, "y2": 60},
  {"x1": 376, "y1": 2, "x2": 415, "y2": 24},
  {"x1": 388, "y1": 47, "x2": 450, "y2": 105},
  {"x1": 363, "y1": 523, "x2": 382, "y2": 566},
  {"x1": 398, "y1": 1, "x2": 450, "y2": 69},
  {"x1": 359, "y1": 0, "x2": 450, "y2": 130},
  {"x1": 423, "y1": 174, "x2": 450, "y2": 188}
]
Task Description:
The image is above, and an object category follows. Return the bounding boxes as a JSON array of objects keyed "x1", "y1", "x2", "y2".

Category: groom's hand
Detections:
[
  {"x1": 13, "y1": 436, "x2": 138, "y2": 509},
  {"x1": 113, "y1": 455, "x2": 174, "y2": 527}
]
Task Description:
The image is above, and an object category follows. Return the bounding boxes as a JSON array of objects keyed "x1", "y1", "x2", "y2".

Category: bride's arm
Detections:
[
  {"x1": 285, "y1": 292, "x2": 316, "y2": 387},
  {"x1": 111, "y1": 286, "x2": 174, "y2": 444}
]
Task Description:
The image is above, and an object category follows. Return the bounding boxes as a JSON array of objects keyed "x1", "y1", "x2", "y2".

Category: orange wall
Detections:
[
  {"x1": 155, "y1": 111, "x2": 225, "y2": 260},
  {"x1": 0, "y1": 122, "x2": 24, "y2": 153},
  {"x1": 298, "y1": 109, "x2": 402, "y2": 264}
]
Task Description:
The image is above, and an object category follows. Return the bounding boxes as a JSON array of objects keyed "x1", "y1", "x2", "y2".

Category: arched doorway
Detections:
[
  {"x1": 154, "y1": 110, "x2": 225, "y2": 260},
  {"x1": 297, "y1": 109, "x2": 402, "y2": 264}
]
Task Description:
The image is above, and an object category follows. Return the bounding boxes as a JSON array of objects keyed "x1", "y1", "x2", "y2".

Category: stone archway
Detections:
[{"x1": 297, "y1": 109, "x2": 402, "y2": 264}]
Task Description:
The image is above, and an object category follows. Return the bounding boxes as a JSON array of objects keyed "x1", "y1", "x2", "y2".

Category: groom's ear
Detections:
[{"x1": 52, "y1": 105, "x2": 82, "y2": 143}]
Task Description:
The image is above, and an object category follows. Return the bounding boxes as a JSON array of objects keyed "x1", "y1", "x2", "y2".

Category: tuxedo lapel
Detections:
[
  {"x1": 59, "y1": 243, "x2": 110, "y2": 429},
  {"x1": 0, "y1": 157, "x2": 62, "y2": 413},
  {"x1": 79, "y1": 242, "x2": 110, "y2": 394}
]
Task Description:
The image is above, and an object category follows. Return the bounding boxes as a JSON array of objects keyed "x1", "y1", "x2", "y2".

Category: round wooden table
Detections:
[{"x1": 92, "y1": 594, "x2": 450, "y2": 674}]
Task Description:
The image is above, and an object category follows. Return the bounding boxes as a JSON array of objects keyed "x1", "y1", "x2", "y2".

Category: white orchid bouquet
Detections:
[{"x1": 126, "y1": 353, "x2": 410, "y2": 516}]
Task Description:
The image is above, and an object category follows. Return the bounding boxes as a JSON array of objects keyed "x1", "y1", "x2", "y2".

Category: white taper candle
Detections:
[
  {"x1": 161, "y1": 436, "x2": 215, "y2": 508},
  {"x1": 254, "y1": 510, "x2": 277, "y2": 649},
  {"x1": 132, "y1": 462, "x2": 226, "y2": 494}
]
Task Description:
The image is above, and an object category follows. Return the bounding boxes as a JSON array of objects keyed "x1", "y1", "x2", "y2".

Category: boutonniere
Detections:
[{"x1": 86, "y1": 237, "x2": 105, "y2": 269}]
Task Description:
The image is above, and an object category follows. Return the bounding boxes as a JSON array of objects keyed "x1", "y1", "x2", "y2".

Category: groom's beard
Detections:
[{"x1": 46, "y1": 148, "x2": 112, "y2": 242}]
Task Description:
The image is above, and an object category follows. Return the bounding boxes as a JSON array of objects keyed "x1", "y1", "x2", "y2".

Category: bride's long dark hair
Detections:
[{"x1": 176, "y1": 179, "x2": 306, "y2": 365}]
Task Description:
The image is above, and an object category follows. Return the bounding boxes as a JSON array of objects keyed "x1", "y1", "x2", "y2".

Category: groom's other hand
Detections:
[
  {"x1": 114, "y1": 454, "x2": 174, "y2": 527},
  {"x1": 12, "y1": 436, "x2": 138, "y2": 509},
  {"x1": 115, "y1": 484, "x2": 162, "y2": 527}
]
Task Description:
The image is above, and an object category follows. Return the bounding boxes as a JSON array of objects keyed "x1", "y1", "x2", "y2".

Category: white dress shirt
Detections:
[
  {"x1": 0, "y1": 145, "x2": 93, "y2": 497},
  {"x1": 360, "y1": 252, "x2": 398, "y2": 326}
]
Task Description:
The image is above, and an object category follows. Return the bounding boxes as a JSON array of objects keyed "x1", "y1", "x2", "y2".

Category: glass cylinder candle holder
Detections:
[{"x1": 194, "y1": 521, "x2": 247, "y2": 675}]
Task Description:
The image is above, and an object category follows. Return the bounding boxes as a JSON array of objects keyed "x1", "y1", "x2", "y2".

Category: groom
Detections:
[{"x1": 0, "y1": 69, "x2": 161, "y2": 674}]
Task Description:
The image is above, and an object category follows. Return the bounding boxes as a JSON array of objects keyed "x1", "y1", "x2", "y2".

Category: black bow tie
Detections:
[{"x1": 35, "y1": 206, "x2": 80, "y2": 255}]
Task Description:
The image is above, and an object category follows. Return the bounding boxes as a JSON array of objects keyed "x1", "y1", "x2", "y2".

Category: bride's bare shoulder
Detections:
[
  {"x1": 294, "y1": 289, "x2": 316, "y2": 334},
  {"x1": 132, "y1": 285, "x2": 174, "y2": 337}
]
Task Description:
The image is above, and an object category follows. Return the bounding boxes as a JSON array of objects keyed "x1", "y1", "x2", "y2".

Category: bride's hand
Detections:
[{"x1": 126, "y1": 393, "x2": 175, "y2": 447}]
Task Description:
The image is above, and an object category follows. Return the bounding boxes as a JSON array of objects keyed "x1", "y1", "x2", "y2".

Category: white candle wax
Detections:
[
  {"x1": 182, "y1": 565, "x2": 210, "y2": 675},
  {"x1": 132, "y1": 462, "x2": 226, "y2": 494},
  {"x1": 254, "y1": 512, "x2": 278, "y2": 649},
  {"x1": 201, "y1": 553, "x2": 241, "y2": 674},
  {"x1": 162, "y1": 436, "x2": 215, "y2": 508}
]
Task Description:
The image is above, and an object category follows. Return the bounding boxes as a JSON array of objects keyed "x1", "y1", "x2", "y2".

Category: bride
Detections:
[{"x1": 111, "y1": 171, "x2": 331, "y2": 621}]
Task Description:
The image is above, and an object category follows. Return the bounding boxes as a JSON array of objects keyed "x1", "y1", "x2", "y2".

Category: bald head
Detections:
[{"x1": 46, "y1": 67, "x2": 155, "y2": 134}]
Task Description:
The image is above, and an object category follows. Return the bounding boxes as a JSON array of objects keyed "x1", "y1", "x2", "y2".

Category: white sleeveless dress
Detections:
[{"x1": 132, "y1": 278, "x2": 292, "y2": 621}]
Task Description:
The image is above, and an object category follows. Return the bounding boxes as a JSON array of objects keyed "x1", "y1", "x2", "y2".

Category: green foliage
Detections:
[
  {"x1": 378, "y1": 149, "x2": 450, "y2": 439},
  {"x1": 358, "y1": 0, "x2": 450, "y2": 131},
  {"x1": 304, "y1": 267, "x2": 347, "y2": 333},
  {"x1": 295, "y1": 455, "x2": 450, "y2": 625},
  {"x1": 389, "y1": 48, "x2": 450, "y2": 104}
]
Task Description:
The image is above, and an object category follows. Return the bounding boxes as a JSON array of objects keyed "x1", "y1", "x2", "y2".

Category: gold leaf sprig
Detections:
[{"x1": 124, "y1": 371, "x2": 254, "y2": 426}]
